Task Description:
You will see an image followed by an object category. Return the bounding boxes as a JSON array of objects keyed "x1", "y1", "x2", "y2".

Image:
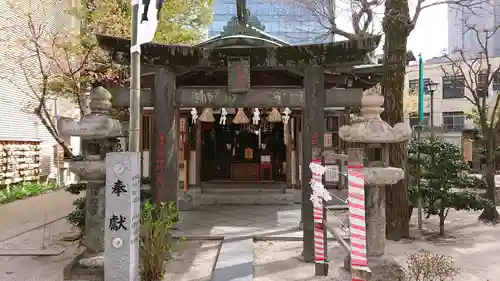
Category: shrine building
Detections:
[{"x1": 96, "y1": 8, "x2": 383, "y2": 207}]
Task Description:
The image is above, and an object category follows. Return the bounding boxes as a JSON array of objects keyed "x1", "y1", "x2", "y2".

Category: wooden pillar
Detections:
[
  {"x1": 285, "y1": 119, "x2": 292, "y2": 188},
  {"x1": 152, "y1": 67, "x2": 178, "y2": 206},
  {"x1": 195, "y1": 118, "x2": 202, "y2": 188},
  {"x1": 302, "y1": 65, "x2": 325, "y2": 265},
  {"x1": 294, "y1": 116, "x2": 300, "y2": 189}
]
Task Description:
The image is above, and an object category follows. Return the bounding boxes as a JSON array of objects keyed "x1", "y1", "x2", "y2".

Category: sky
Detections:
[
  {"x1": 332, "y1": 0, "x2": 449, "y2": 60},
  {"x1": 407, "y1": 1, "x2": 448, "y2": 59}
]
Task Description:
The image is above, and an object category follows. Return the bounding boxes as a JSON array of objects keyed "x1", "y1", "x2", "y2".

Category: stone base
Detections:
[
  {"x1": 344, "y1": 255, "x2": 404, "y2": 281},
  {"x1": 63, "y1": 252, "x2": 104, "y2": 281},
  {"x1": 178, "y1": 188, "x2": 201, "y2": 211}
]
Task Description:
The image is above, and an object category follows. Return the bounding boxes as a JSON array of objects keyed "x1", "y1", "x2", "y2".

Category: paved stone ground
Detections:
[
  {"x1": 0, "y1": 219, "x2": 81, "y2": 281},
  {"x1": 0, "y1": 189, "x2": 80, "y2": 242},
  {"x1": 174, "y1": 205, "x2": 341, "y2": 239},
  {"x1": 0, "y1": 191, "x2": 499, "y2": 281},
  {"x1": 163, "y1": 240, "x2": 222, "y2": 281}
]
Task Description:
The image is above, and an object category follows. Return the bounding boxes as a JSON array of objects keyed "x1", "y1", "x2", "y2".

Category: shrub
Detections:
[
  {"x1": 66, "y1": 182, "x2": 87, "y2": 236},
  {"x1": 408, "y1": 139, "x2": 492, "y2": 236},
  {"x1": 139, "y1": 201, "x2": 182, "y2": 281},
  {"x1": 0, "y1": 182, "x2": 57, "y2": 204},
  {"x1": 405, "y1": 251, "x2": 459, "y2": 281},
  {"x1": 387, "y1": 251, "x2": 459, "y2": 281}
]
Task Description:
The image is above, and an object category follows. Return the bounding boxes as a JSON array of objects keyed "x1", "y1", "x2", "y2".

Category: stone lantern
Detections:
[
  {"x1": 58, "y1": 86, "x2": 122, "y2": 279},
  {"x1": 338, "y1": 86, "x2": 412, "y2": 278}
]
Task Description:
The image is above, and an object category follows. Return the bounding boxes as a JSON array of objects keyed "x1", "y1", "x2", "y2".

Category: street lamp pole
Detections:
[
  {"x1": 425, "y1": 81, "x2": 438, "y2": 140},
  {"x1": 430, "y1": 90, "x2": 434, "y2": 139}
]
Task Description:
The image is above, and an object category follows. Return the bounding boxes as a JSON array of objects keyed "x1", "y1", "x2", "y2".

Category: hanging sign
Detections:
[{"x1": 228, "y1": 57, "x2": 250, "y2": 93}]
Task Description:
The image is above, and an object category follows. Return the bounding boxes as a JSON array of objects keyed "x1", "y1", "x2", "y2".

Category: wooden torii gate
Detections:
[{"x1": 96, "y1": 3, "x2": 383, "y2": 272}]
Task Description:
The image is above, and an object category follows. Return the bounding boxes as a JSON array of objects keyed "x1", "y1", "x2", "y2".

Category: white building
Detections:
[
  {"x1": 448, "y1": 1, "x2": 500, "y2": 56},
  {"x1": 0, "y1": 0, "x2": 81, "y2": 185},
  {"x1": 405, "y1": 56, "x2": 500, "y2": 168}
]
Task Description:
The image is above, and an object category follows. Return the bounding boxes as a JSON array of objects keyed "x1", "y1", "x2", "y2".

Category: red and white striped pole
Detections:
[
  {"x1": 309, "y1": 158, "x2": 331, "y2": 275},
  {"x1": 347, "y1": 164, "x2": 370, "y2": 281},
  {"x1": 311, "y1": 159, "x2": 325, "y2": 264}
]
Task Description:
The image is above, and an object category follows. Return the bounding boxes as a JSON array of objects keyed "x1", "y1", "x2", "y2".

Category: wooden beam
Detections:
[
  {"x1": 177, "y1": 87, "x2": 361, "y2": 107},
  {"x1": 110, "y1": 87, "x2": 362, "y2": 108}
]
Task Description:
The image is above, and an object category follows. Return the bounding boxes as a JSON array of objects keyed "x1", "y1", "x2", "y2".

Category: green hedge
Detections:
[{"x1": 0, "y1": 182, "x2": 58, "y2": 204}]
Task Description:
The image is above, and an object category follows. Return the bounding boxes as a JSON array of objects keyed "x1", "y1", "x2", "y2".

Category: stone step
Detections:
[
  {"x1": 201, "y1": 188, "x2": 289, "y2": 194},
  {"x1": 202, "y1": 181, "x2": 287, "y2": 190},
  {"x1": 198, "y1": 191, "x2": 294, "y2": 205}
]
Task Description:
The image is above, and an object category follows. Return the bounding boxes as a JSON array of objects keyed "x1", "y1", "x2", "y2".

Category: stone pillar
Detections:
[
  {"x1": 301, "y1": 65, "x2": 325, "y2": 262},
  {"x1": 84, "y1": 180, "x2": 105, "y2": 253},
  {"x1": 365, "y1": 185, "x2": 386, "y2": 256},
  {"x1": 152, "y1": 67, "x2": 178, "y2": 205}
]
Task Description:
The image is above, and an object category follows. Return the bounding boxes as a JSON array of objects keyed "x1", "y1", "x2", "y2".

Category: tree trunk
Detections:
[
  {"x1": 381, "y1": 0, "x2": 411, "y2": 240},
  {"x1": 439, "y1": 207, "x2": 445, "y2": 236},
  {"x1": 479, "y1": 141, "x2": 499, "y2": 223},
  {"x1": 35, "y1": 111, "x2": 74, "y2": 158}
]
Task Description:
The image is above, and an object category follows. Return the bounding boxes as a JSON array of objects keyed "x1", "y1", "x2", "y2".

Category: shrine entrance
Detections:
[{"x1": 199, "y1": 109, "x2": 287, "y2": 183}]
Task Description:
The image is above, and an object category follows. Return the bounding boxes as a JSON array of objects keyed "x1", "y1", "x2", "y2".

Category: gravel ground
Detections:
[
  {"x1": 254, "y1": 241, "x2": 351, "y2": 281},
  {"x1": 255, "y1": 208, "x2": 500, "y2": 281},
  {"x1": 163, "y1": 240, "x2": 221, "y2": 281}
]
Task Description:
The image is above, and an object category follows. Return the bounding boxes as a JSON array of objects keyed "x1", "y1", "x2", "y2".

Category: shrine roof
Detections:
[{"x1": 95, "y1": 33, "x2": 381, "y2": 70}]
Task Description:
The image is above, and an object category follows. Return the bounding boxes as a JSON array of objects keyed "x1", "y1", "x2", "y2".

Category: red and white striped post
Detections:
[
  {"x1": 309, "y1": 157, "x2": 330, "y2": 276},
  {"x1": 347, "y1": 164, "x2": 370, "y2": 281}
]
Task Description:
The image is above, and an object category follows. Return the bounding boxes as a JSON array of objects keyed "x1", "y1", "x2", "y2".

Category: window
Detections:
[
  {"x1": 493, "y1": 73, "x2": 500, "y2": 91},
  {"x1": 408, "y1": 78, "x2": 430, "y2": 92},
  {"x1": 409, "y1": 113, "x2": 430, "y2": 129},
  {"x1": 477, "y1": 72, "x2": 488, "y2": 97},
  {"x1": 442, "y1": 111, "x2": 465, "y2": 131},
  {"x1": 324, "y1": 116, "x2": 339, "y2": 148},
  {"x1": 442, "y1": 76, "x2": 465, "y2": 98}
]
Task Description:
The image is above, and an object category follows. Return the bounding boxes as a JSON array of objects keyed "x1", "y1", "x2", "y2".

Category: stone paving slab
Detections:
[
  {"x1": 175, "y1": 205, "x2": 345, "y2": 239},
  {"x1": 212, "y1": 237, "x2": 253, "y2": 281},
  {"x1": 0, "y1": 189, "x2": 81, "y2": 242},
  {"x1": 0, "y1": 220, "x2": 81, "y2": 281},
  {"x1": 163, "y1": 240, "x2": 221, "y2": 281}
]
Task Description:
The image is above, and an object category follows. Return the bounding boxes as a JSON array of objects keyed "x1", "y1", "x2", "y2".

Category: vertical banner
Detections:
[{"x1": 347, "y1": 164, "x2": 368, "y2": 281}]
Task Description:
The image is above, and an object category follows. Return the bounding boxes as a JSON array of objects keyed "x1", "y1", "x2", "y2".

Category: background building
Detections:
[
  {"x1": 448, "y1": 1, "x2": 500, "y2": 56},
  {"x1": 208, "y1": 0, "x2": 331, "y2": 44},
  {"x1": 405, "y1": 56, "x2": 500, "y2": 170},
  {"x1": 0, "y1": 0, "x2": 80, "y2": 184}
]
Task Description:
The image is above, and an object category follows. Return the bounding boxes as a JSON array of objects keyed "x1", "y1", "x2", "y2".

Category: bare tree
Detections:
[
  {"x1": 277, "y1": 0, "x2": 490, "y2": 239},
  {"x1": 381, "y1": 0, "x2": 491, "y2": 239},
  {"x1": 0, "y1": 0, "x2": 124, "y2": 157},
  {"x1": 440, "y1": 24, "x2": 500, "y2": 223}
]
